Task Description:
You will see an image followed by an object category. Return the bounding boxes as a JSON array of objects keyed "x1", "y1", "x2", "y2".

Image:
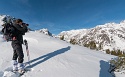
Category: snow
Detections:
[
  {"x1": 0, "y1": 31, "x2": 119, "y2": 77},
  {"x1": 57, "y1": 20, "x2": 125, "y2": 52},
  {"x1": 0, "y1": 15, "x2": 124, "y2": 77},
  {"x1": 0, "y1": 15, "x2": 5, "y2": 30},
  {"x1": 114, "y1": 71, "x2": 125, "y2": 77}
]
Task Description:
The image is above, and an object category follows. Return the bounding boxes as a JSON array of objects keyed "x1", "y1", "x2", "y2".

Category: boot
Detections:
[
  {"x1": 12, "y1": 60, "x2": 18, "y2": 72},
  {"x1": 18, "y1": 63, "x2": 25, "y2": 74}
]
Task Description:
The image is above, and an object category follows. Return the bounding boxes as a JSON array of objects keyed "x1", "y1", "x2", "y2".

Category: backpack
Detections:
[{"x1": 1, "y1": 22, "x2": 16, "y2": 41}]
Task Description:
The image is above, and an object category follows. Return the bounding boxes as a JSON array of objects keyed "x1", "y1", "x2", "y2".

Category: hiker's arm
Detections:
[{"x1": 14, "y1": 24, "x2": 28, "y2": 32}]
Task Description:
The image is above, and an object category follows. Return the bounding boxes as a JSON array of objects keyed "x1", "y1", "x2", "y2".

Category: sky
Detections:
[{"x1": 0, "y1": 0, "x2": 125, "y2": 34}]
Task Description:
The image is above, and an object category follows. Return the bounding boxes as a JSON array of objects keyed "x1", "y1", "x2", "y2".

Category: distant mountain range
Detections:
[{"x1": 57, "y1": 20, "x2": 125, "y2": 53}]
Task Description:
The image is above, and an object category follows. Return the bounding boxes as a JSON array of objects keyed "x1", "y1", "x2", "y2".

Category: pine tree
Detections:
[
  {"x1": 70, "y1": 39, "x2": 77, "y2": 45},
  {"x1": 111, "y1": 50, "x2": 117, "y2": 56},
  {"x1": 106, "y1": 49, "x2": 110, "y2": 54},
  {"x1": 89, "y1": 41, "x2": 96, "y2": 49},
  {"x1": 84, "y1": 43, "x2": 89, "y2": 47},
  {"x1": 60, "y1": 35, "x2": 64, "y2": 40},
  {"x1": 117, "y1": 50, "x2": 122, "y2": 56}
]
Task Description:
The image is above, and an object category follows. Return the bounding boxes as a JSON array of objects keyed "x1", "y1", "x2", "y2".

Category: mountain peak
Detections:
[
  {"x1": 36, "y1": 28, "x2": 52, "y2": 36},
  {"x1": 120, "y1": 20, "x2": 125, "y2": 24}
]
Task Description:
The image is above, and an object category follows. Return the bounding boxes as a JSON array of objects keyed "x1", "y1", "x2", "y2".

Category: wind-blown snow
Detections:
[{"x1": 0, "y1": 31, "x2": 117, "y2": 77}]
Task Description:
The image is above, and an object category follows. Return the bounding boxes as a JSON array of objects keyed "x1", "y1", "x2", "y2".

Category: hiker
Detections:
[{"x1": 11, "y1": 19, "x2": 28, "y2": 73}]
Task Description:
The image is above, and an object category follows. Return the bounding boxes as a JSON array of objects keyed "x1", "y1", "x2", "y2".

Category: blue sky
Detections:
[{"x1": 0, "y1": 0, "x2": 125, "y2": 34}]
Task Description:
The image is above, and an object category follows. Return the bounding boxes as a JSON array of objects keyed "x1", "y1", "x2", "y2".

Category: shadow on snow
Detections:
[
  {"x1": 26, "y1": 46, "x2": 71, "y2": 68},
  {"x1": 99, "y1": 60, "x2": 113, "y2": 77}
]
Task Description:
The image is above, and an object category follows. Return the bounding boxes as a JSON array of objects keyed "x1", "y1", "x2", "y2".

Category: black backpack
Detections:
[{"x1": 1, "y1": 23, "x2": 16, "y2": 41}]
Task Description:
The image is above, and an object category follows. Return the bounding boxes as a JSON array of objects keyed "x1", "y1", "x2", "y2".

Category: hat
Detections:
[{"x1": 16, "y1": 19, "x2": 23, "y2": 23}]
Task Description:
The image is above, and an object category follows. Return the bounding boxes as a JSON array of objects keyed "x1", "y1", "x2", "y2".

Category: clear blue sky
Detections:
[{"x1": 0, "y1": 0, "x2": 125, "y2": 34}]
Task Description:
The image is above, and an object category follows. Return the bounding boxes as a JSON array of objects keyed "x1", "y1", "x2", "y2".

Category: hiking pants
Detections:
[{"x1": 11, "y1": 40, "x2": 24, "y2": 63}]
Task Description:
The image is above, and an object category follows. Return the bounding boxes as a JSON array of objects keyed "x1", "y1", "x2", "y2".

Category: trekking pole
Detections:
[{"x1": 24, "y1": 39, "x2": 30, "y2": 66}]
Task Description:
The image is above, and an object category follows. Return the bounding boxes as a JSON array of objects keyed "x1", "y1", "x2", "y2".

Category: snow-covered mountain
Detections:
[
  {"x1": 1, "y1": 14, "x2": 125, "y2": 53},
  {"x1": 36, "y1": 28, "x2": 52, "y2": 36},
  {"x1": 57, "y1": 21, "x2": 125, "y2": 52}
]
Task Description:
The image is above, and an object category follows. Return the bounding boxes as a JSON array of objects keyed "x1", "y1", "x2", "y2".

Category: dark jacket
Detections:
[{"x1": 13, "y1": 23, "x2": 28, "y2": 44}]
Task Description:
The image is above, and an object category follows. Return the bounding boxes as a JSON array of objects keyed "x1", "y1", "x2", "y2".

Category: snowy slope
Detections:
[{"x1": 0, "y1": 31, "x2": 117, "y2": 77}]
